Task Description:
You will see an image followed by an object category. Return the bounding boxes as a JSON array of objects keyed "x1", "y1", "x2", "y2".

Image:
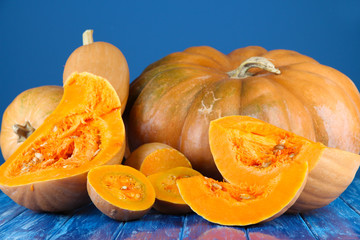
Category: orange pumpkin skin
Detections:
[
  {"x1": 0, "y1": 72, "x2": 125, "y2": 212},
  {"x1": 1, "y1": 86, "x2": 63, "y2": 160},
  {"x1": 63, "y1": 31, "x2": 129, "y2": 113},
  {"x1": 126, "y1": 46, "x2": 360, "y2": 178}
]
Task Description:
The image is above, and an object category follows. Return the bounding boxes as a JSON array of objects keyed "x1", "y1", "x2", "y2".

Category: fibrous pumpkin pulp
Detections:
[{"x1": 0, "y1": 72, "x2": 125, "y2": 212}]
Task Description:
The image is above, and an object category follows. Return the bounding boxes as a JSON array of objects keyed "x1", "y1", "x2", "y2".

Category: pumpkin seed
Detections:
[
  {"x1": 279, "y1": 139, "x2": 286, "y2": 145},
  {"x1": 121, "y1": 186, "x2": 128, "y2": 190},
  {"x1": 239, "y1": 193, "x2": 252, "y2": 200},
  {"x1": 274, "y1": 144, "x2": 285, "y2": 150},
  {"x1": 289, "y1": 153, "x2": 295, "y2": 158},
  {"x1": 212, "y1": 182, "x2": 223, "y2": 190}
]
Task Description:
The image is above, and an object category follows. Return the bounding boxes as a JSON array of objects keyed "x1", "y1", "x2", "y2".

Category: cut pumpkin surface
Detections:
[
  {"x1": 177, "y1": 161, "x2": 308, "y2": 226},
  {"x1": 87, "y1": 165, "x2": 155, "y2": 221},
  {"x1": 147, "y1": 166, "x2": 201, "y2": 214},
  {"x1": 209, "y1": 116, "x2": 360, "y2": 212},
  {"x1": 0, "y1": 72, "x2": 125, "y2": 212}
]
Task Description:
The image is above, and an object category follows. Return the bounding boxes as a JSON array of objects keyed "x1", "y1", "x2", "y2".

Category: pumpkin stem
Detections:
[
  {"x1": 82, "y1": 29, "x2": 94, "y2": 46},
  {"x1": 12, "y1": 121, "x2": 35, "y2": 143},
  {"x1": 228, "y1": 57, "x2": 281, "y2": 79}
]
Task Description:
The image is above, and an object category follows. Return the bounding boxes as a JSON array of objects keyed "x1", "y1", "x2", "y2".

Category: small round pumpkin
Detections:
[
  {"x1": 1, "y1": 86, "x2": 63, "y2": 160},
  {"x1": 63, "y1": 30, "x2": 129, "y2": 113},
  {"x1": 126, "y1": 46, "x2": 360, "y2": 178}
]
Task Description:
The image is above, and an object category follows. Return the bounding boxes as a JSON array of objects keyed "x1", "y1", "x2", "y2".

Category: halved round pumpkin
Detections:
[
  {"x1": 147, "y1": 166, "x2": 201, "y2": 214},
  {"x1": 87, "y1": 165, "x2": 155, "y2": 221},
  {"x1": 177, "y1": 161, "x2": 308, "y2": 226},
  {"x1": 209, "y1": 115, "x2": 360, "y2": 211},
  {"x1": 124, "y1": 142, "x2": 192, "y2": 176},
  {"x1": 0, "y1": 72, "x2": 125, "y2": 212}
]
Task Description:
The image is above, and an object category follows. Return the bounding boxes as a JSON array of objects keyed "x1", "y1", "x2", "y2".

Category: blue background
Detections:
[{"x1": 0, "y1": 0, "x2": 360, "y2": 163}]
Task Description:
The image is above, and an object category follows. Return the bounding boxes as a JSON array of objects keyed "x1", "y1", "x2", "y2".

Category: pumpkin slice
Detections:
[
  {"x1": 147, "y1": 167, "x2": 201, "y2": 214},
  {"x1": 0, "y1": 72, "x2": 125, "y2": 212},
  {"x1": 87, "y1": 165, "x2": 155, "y2": 221},
  {"x1": 209, "y1": 116, "x2": 360, "y2": 211},
  {"x1": 124, "y1": 142, "x2": 192, "y2": 176},
  {"x1": 177, "y1": 161, "x2": 308, "y2": 226}
]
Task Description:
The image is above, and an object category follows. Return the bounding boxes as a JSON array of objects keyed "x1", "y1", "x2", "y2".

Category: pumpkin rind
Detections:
[
  {"x1": 87, "y1": 165, "x2": 155, "y2": 221},
  {"x1": 0, "y1": 72, "x2": 125, "y2": 212},
  {"x1": 126, "y1": 46, "x2": 360, "y2": 178},
  {"x1": 1, "y1": 86, "x2": 63, "y2": 160}
]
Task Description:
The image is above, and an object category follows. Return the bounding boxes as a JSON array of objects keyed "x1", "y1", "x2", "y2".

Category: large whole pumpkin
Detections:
[{"x1": 126, "y1": 46, "x2": 360, "y2": 179}]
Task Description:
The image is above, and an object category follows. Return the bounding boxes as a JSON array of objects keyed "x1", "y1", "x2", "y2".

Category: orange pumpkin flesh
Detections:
[
  {"x1": 87, "y1": 165, "x2": 155, "y2": 221},
  {"x1": 1, "y1": 86, "x2": 63, "y2": 160},
  {"x1": 126, "y1": 46, "x2": 360, "y2": 179},
  {"x1": 147, "y1": 167, "x2": 201, "y2": 214},
  {"x1": 209, "y1": 116, "x2": 360, "y2": 212},
  {"x1": 0, "y1": 72, "x2": 125, "y2": 212},
  {"x1": 124, "y1": 142, "x2": 192, "y2": 176},
  {"x1": 63, "y1": 30, "x2": 129, "y2": 113},
  {"x1": 177, "y1": 161, "x2": 308, "y2": 226}
]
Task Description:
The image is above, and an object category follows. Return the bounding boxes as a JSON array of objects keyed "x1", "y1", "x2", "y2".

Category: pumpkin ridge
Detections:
[
  {"x1": 183, "y1": 46, "x2": 233, "y2": 71},
  {"x1": 286, "y1": 63, "x2": 360, "y2": 126}
]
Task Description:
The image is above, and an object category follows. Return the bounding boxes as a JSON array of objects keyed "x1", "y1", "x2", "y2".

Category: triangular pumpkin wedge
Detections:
[
  {"x1": 177, "y1": 160, "x2": 308, "y2": 226},
  {"x1": 209, "y1": 116, "x2": 360, "y2": 212},
  {"x1": 0, "y1": 72, "x2": 125, "y2": 212}
]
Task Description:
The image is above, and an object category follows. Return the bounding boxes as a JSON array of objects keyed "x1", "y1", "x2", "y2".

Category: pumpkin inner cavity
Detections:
[
  {"x1": 203, "y1": 177, "x2": 268, "y2": 202},
  {"x1": 9, "y1": 114, "x2": 101, "y2": 176},
  {"x1": 102, "y1": 174, "x2": 144, "y2": 201},
  {"x1": 229, "y1": 126, "x2": 303, "y2": 168}
]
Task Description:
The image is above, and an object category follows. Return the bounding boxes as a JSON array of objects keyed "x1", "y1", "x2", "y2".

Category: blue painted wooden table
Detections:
[{"x1": 1, "y1": 172, "x2": 360, "y2": 240}]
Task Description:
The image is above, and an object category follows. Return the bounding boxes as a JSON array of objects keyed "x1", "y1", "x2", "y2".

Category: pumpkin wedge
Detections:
[
  {"x1": 177, "y1": 160, "x2": 308, "y2": 226},
  {"x1": 87, "y1": 165, "x2": 155, "y2": 221},
  {"x1": 124, "y1": 142, "x2": 192, "y2": 176},
  {"x1": 209, "y1": 116, "x2": 360, "y2": 211},
  {"x1": 0, "y1": 72, "x2": 125, "y2": 212},
  {"x1": 147, "y1": 167, "x2": 201, "y2": 214}
]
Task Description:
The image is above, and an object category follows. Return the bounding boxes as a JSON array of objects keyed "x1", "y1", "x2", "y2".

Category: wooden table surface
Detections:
[{"x1": 1, "y1": 172, "x2": 360, "y2": 240}]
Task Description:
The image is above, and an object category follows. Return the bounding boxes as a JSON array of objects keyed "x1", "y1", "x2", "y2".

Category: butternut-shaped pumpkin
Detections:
[
  {"x1": 63, "y1": 30, "x2": 129, "y2": 113},
  {"x1": 0, "y1": 72, "x2": 125, "y2": 212},
  {"x1": 1, "y1": 86, "x2": 63, "y2": 160},
  {"x1": 124, "y1": 142, "x2": 192, "y2": 176},
  {"x1": 147, "y1": 166, "x2": 201, "y2": 214},
  {"x1": 126, "y1": 46, "x2": 360, "y2": 179},
  {"x1": 177, "y1": 160, "x2": 308, "y2": 226},
  {"x1": 209, "y1": 116, "x2": 360, "y2": 212},
  {"x1": 87, "y1": 165, "x2": 155, "y2": 221}
]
